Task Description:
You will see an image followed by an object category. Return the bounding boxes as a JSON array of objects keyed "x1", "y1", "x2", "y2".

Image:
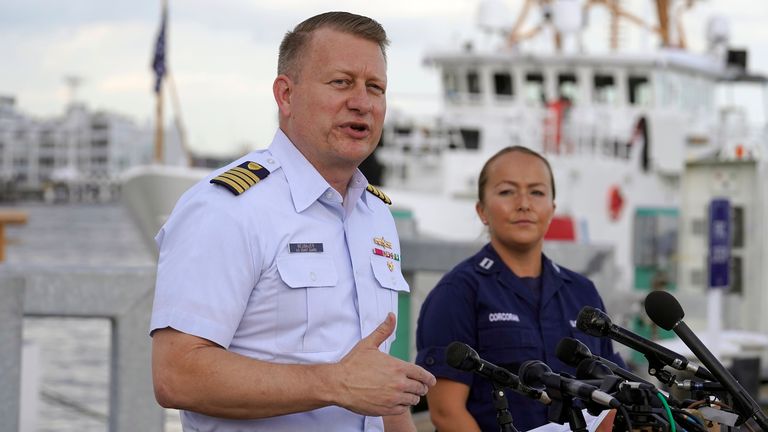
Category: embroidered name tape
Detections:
[
  {"x1": 289, "y1": 243, "x2": 324, "y2": 253},
  {"x1": 489, "y1": 312, "x2": 520, "y2": 322}
]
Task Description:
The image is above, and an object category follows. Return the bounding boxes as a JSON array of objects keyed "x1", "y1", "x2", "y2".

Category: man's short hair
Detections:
[{"x1": 278, "y1": 11, "x2": 389, "y2": 80}]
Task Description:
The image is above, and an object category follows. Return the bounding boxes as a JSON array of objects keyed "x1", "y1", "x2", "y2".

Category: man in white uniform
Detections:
[{"x1": 149, "y1": 11, "x2": 435, "y2": 432}]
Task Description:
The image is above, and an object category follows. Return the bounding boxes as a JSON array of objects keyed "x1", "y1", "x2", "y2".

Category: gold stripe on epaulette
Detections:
[
  {"x1": 220, "y1": 172, "x2": 250, "y2": 190},
  {"x1": 226, "y1": 169, "x2": 256, "y2": 187},
  {"x1": 211, "y1": 175, "x2": 245, "y2": 194},
  {"x1": 366, "y1": 184, "x2": 392, "y2": 205},
  {"x1": 232, "y1": 167, "x2": 260, "y2": 184}
]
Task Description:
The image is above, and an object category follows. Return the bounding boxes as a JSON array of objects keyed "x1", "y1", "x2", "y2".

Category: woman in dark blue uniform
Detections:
[{"x1": 415, "y1": 146, "x2": 625, "y2": 431}]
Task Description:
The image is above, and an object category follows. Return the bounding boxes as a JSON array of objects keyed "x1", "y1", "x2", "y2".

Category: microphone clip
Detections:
[{"x1": 645, "y1": 357, "x2": 676, "y2": 386}]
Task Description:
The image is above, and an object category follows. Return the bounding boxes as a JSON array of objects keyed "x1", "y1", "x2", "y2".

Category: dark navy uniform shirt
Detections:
[{"x1": 416, "y1": 244, "x2": 625, "y2": 432}]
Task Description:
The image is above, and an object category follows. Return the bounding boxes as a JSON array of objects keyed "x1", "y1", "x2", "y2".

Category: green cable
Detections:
[{"x1": 656, "y1": 392, "x2": 676, "y2": 432}]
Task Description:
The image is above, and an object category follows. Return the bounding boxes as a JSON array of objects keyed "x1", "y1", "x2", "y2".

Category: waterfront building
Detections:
[{"x1": 0, "y1": 95, "x2": 188, "y2": 202}]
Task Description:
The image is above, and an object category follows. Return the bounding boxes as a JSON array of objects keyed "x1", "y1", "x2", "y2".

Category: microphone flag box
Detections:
[{"x1": 707, "y1": 198, "x2": 730, "y2": 289}]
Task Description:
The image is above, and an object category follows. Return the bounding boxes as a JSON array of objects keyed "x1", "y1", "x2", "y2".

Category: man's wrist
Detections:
[{"x1": 311, "y1": 362, "x2": 344, "y2": 407}]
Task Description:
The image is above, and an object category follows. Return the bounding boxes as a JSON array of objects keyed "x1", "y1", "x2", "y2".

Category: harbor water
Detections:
[{"x1": 2, "y1": 202, "x2": 182, "y2": 432}]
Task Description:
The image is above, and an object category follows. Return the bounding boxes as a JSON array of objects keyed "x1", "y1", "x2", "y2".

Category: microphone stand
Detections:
[
  {"x1": 565, "y1": 400, "x2": 588, "y2": 432},
  {"x1": 490, "y1": 383, "x2": 519, "y2": 432},
  {"x1": 547, "y1": 394, "x2": 588, "y2": 432}
]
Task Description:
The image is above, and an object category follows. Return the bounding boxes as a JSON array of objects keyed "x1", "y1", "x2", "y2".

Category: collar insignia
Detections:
[{"x1": 478, "y1": 257, "x2": 494, "y2": 270}]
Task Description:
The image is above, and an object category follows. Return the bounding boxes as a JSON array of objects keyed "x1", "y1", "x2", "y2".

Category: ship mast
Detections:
[
  {"x1": 151, "y1": 0, "x2": 192, "y2": 167},
  {"x1": 505, "y1": 0, "x2": 697, "y2": 51}
]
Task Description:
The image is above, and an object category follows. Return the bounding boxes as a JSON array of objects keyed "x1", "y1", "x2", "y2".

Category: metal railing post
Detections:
[{"x1": 0, "y1": 275, "x2": 24, "y2": 432}]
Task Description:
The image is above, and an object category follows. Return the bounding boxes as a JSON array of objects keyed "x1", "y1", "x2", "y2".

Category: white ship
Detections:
[
  {"x1": 123, "y1": 0, "x2": 768, "y2": 368},
  {"x1": 372, "y1": 0, "x2": 768, "y2": 369}
]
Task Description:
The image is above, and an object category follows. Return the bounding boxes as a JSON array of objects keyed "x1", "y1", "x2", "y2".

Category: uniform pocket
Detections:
[
  {"x1": 478, "y1": 326, "x2": 541, "y2": 373},
  {"x1": 275, "y1": 255, "x2": 338, "y2": 352},
  {"x1": 370, "y1": 255, "x2": 409, "y2": 292},
  {"x1": 370, "y1": 256, "x2": 409, "y2": 351}
]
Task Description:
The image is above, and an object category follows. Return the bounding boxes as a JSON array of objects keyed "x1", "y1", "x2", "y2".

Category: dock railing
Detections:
[{"x1": 0, "y1": 265, "x2": 163, "y2": 432}]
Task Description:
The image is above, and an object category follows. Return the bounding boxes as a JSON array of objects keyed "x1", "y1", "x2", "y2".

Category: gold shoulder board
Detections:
[
  {"x1": 210, "y1": 161, "x2": 270, "y2": 195},
  {"x1": 366, "y1": 184, "x2": 392, "y2": 205}
]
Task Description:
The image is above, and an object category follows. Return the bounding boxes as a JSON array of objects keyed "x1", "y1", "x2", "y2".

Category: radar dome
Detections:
[
  {"x1": 706, "y1": 15, "x2": 730, "y2": 48},
  {"x1": 477, "y1": 0, "x2": 512, "y2": 33}
]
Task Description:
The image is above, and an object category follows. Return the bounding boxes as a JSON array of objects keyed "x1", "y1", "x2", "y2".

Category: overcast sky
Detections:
[{"x1": 1, "y1": 0, "x2": 766, "y2": 157}]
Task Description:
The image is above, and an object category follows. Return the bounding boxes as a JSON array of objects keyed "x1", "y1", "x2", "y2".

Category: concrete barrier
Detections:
[{"x1": 0, "y1": 266, "x2": 164, "y2": 432}]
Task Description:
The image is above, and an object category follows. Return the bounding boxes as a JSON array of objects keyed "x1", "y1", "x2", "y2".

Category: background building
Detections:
[{"x1": 0, "y1": 95, "x2": 192, "y2": 202}]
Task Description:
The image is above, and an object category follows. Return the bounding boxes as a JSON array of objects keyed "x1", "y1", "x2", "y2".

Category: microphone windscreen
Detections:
[
  {"x1": 576, "y1": 306, "x2": 610, "y2": 337},
  {"x1": 446, "y1": 341, "x2": 475, "y2": 371},
  {"x1": 575, "y1": 358, "x2": 613, "y2": 380},
  {"x1": 519, "y1": 360, "x2": 551, "y2": 388},
  {"x1": 555, "y1": 337, "x2": 583, "y2": 367},
  {"x1": 644, "y1": 291, "x2": 684, "y2": 331}
]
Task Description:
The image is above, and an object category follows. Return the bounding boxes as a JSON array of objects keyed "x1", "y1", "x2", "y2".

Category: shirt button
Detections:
[
  {"x1": 425, "y1": 356, "x2": 435, "y2": 366},
  {"x1": 309, "y1": 272, "x2": 317, "y2": 281},
  {"x1": 267, "y1": 158, "x2": 275, "y2": 164}
]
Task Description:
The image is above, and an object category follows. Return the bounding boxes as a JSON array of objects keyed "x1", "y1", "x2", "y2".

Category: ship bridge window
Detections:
[
  {"x1": 524, "y1": 73, "x2": 545, "y2": 105},
  {"x1": 467, "y1": 70, "x2": 481, "y2": 95},
  {"x1": 557, "y1": 73, "x2": 578, "y2": 103},
  {"x1": 493, "y1": 72, "x2": 514, "y2": 98},
  {"x1": 456, "y1": 128, "x2": 480, "y2": 150},
  {"x1": 394, "y1": 126, "x2": 413, "y2": 136},
  {"x1": 593, "y1": 74, "x2": 616, "y2": 104},
  {"x1": 628, "y1": 75, "x2": 652, "y2": 106},
  {"x1": 443, "y1": 70, "x2": 459, "y2": 101}
]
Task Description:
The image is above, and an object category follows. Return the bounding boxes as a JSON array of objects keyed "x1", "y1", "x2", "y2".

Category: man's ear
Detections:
[{"x1": 273, "y1": 75, "x2": 293, "y2": 117}]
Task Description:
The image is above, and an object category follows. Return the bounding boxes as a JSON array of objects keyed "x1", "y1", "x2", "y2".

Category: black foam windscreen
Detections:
[
  {"x1": 519, "y1": 360, "x2": 552, "y2": 389},
  {"x1": 575, "y1": 358, "x2": 613, "y2": 380},
  {"x1": 555, "y1": 337, "x2": 587, "y2": 367},
  {"x1": 576, "y1": 306, "x2": 612, "y2": 337},
  {"x1": 644, "y1": 291, "x2": 685, "y2": 331},
  {"x1": 446, "y1": 341, "x2": 476, "y2": 371}
]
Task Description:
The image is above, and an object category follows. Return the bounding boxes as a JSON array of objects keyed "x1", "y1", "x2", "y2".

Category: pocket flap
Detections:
[
  {"x1": 370, "y1": 256, "x2": 409, "y2": 292},
  {"x1": 277, "y1": 255, "x2": 338, "y2": 288}
]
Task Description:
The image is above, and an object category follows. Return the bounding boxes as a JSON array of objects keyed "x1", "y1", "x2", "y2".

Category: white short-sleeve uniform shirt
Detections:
[{"x1": 150, "y1": 130, "x2": 409, "y2": 432}]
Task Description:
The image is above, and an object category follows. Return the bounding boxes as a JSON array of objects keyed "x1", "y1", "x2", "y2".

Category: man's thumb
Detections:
[{"x1": 363, "y1": 312, "x2": 396, "y2": 348}]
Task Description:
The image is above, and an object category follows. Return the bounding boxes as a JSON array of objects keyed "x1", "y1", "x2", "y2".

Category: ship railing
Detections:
[{"x1": 538, "y1": 106, "x2": 642, "y2": 161}]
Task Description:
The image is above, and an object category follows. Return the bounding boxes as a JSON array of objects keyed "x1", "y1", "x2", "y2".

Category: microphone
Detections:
[
  {"x1": 575, "y1": 358, "x2": 657, "y2": 392},
  {"x1": 576, "y1": 306, "x2": 715, "y2": 381},
  {"x1": 555, "y1": 337, "x2": 653, "y2": 386},
  {"x1": 446, "y1": 341, "x2": 551, "y2": 404},
  {"x1": 675, "y1": 380, "x2": 724, "y2": 392},
  {"x1": 645, "y1": 290, "x2": 768, "y2": 429},
  {"x1": 518, "y1": 360, "x2": 621, "y2": 408}
]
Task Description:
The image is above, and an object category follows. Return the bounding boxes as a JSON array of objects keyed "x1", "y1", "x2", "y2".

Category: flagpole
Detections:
[
  {"x1": 152, "y1": 0, "x2": 168, "y2": 165},
  {"x1": 154, "y1": 82, "x2": 164, "y2": 164},
  {"x1": 167, "y1": 72, "x2": 192, "y2": 167}
]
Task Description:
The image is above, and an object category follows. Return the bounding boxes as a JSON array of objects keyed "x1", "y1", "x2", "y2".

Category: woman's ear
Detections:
[{"x1": 476, "y1": 201, "x2": 488, "y2": 225}]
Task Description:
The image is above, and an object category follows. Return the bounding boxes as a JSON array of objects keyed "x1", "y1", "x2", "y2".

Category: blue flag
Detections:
[{"x1": 151, "y1": 5, "x2": 167, "y2": 93}]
